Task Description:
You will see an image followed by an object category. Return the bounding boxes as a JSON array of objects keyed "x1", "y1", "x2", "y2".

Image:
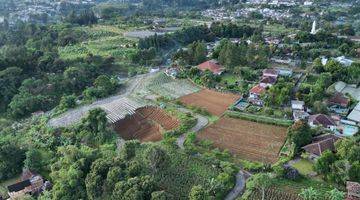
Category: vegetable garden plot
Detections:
[
  {"x1": 179, "y1": 89, "x2": 240, "y2": 116},
  {"x1": 198, "y1": 117, "x2": 287, "y2": 163}
]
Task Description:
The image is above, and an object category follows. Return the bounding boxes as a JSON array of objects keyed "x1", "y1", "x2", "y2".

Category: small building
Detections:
[
  {"x1": 165, "y1": 68, "x2": 179, "y2": 79},
  {"x1": 308, "y1": 114, "x2": 336, "y2": 130},
  {"x1": 197, "y1": 60, "x2": 225, "y2": 75},
  {"x1": 260, "y1": 76, "x2": 277, "y2": 88},
  {"x1": 248, "y1": 84, "x2": 266, "y2": 106},
  {"x1": 293, "y1": 110, "x2": 310, "y2": 121},
  {"x1": 347, "y1": 103, "x2": 360, "y2": 124},
  {"x1": 328, "y1": 92, "x2": 349, "y2": 108},
  {"x1": 7, "y1": 180, "x2": 32, "y2": 199},
  {"x1": 262, "y1": 68, "x2": 279, "y2": 79},
  {"x1": 249, "y1": 84, "x2": 266, "y2": 99},
  {"x1": 291, "y1": 100, "x2": 305, "y2": 110},
  {"x1": 7, "y1": 170, "x2": 46, "y2": 199},
  {"x1": 335, "y1": 56, "x2": 354, "y2": 67},
  {"x1": 346, "y1": 181, "x2": 360, "y2": 200},
  {"x1": 277, "y1": 68, "x2": 293, "y2": 77},
  {"x1": 149, "y1": 68, "x2": 160, "y2": 73},
  {"x1": 302, "y1": 134, "x2": 341, "y2": 159}
]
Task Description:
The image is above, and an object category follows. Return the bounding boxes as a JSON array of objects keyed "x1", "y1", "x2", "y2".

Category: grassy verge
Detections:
[
  {"x1": 226, "y1": 111, "x2": 293, "y2": 127},
  {"x1": 291, "y1": 159, "x2": 315, "y2": 176}
]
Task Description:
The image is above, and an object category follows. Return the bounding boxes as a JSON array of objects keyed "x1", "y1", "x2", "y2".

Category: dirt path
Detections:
[{"x1": 176, "y1": 107, "x2": 209, "y2": 149}]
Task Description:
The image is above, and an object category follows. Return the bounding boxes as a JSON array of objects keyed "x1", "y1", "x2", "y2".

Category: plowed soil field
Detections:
[
  {"x1": 179, "y1": 89, "x2": 240, "y2": 116},
  {"x1": 114, "y1": 106, "x2": 179, "y2": 142},
  {"x1": 198, "y1": 117, "x2": 287, "y2": 163}
]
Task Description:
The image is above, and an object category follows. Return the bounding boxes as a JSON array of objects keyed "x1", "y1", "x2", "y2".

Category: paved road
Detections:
[
  {"x1": 176, "y1": 108, "x2": 209, "y2": 149},
  {"x1": 225, "y1": 171, "x2": 246, "y2": 200}
]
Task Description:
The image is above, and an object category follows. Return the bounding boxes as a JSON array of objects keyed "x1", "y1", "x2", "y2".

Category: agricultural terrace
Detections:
[
  {"x1": 198, "y1": 117, "x2": 287, "y2": 163},
  {"x1": 114, "y1": 106, "x2": 180, "y2": 142},
  {"x1": 179, "y1": 89, "x2": 240, "y2": 116},
  {"x1": 147, "y1": 73, "x2": 201, "y2": 99},
  {"x1": 58, "y1": 25, "x2": 137, "y2": 62}
]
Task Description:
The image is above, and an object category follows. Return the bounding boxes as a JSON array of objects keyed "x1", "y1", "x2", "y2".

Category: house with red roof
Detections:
[
  {"x1": 249, "y1": 84, "x2": 266, "y2": 106},
  {"x1": 328, "y1": 92, "x2": 350, "y2": 108},
  {"x1": 260, "y1": 76, "x2": 277, "y2": 88},
  {"x1": 197, "y1": 60, "x2": 225, "y2": 75},
  {"x1": 302, "y1": 134, "x2": 341, "y2": 159},
  {"x1": 308, "y1": 114, "x2": 337, "y2": 130}
]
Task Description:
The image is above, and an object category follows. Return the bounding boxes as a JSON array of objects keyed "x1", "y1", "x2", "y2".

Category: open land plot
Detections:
[
  {"x1": 198, "y1": 117, "x2": 287, "y2": 163},
  {"x1": 113, "y1": 106, "x2": 180, "y2": 142},
  {"x1": 124, "y1": 30, "x2": 165, "y2": 39},
  {"x1": 147, "y1": 73, "x2": 201, "y2": 99},
  {"x1": 58, "y1": 25, "x2": 137, "y2": 61},
  {"x1": 179, "y1": 89, "x2": 240, "y2": 116}
]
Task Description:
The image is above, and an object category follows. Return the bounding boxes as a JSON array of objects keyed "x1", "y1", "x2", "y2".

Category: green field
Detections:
[
  {"x1": 58, "y1": 25, "x2": 138, "y2": 62},
  {"x1": 292, "y1": 159, "x2": 315, "y2": 176},
  {"x1": 135, "y1": 144, "x2": 225, "y2": 199},
  {"x1": 221, "y1": 73, "x2": 240, "y2": 85},
  {"x1": 273, "y1": 177, "x2": 333, "y2": 196}
]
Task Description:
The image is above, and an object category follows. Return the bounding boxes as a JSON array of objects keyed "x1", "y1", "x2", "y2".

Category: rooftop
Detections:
[
  {"x1": 302, "y1": 134, "x2": 341, "y2": 156},
  {"x1": 197, "y1": 60, "x2": 224, "y2": 75},
  {"x1": 309, "y1": 114, "x2": 336, "y2": 127},
  {"x1": 250, "y1": 84, "x2": 266, "y2": 95},
  {"x1": 7, "y1": 180, "x2": 31, "y2": 193}
]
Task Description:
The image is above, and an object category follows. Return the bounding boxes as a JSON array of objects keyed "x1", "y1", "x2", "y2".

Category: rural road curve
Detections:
[
  {"x1": 176, "y1": 108, "x2": 209, "y2": 149},
  {"x1": 225, "y1": 171, "x2": 246, "y2": 200}
]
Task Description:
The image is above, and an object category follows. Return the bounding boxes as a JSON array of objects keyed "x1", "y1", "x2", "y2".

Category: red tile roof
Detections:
[
  {"x1": 302, "y1": 134, "x2": 341, "y2": 156},
  {"x1": 328, "y1": 92, "x2": 350, "y2": 107},
  {"x1": 197, "y1": 60, "x2": 224, "y2": 74},
  {"x1": 309, "y1": 114, "x2": 336, "y2": 128},
  {"x1": 260, "y1": 76, "x2": 277, "y2": 84},
  {"x1": 250, "y1": 84, "x2": 266, "y2": 95}
]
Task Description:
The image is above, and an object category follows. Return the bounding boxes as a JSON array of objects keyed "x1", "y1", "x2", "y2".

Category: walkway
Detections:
[
  {"x1": 176, "y1": 107, "x2": 209, "y2": 149},
  {"x1": 225, "y1": 171, "x2": 246, "y2": 200}
]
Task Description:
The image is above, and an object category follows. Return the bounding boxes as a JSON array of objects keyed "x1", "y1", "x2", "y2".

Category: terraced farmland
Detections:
[
  {"x1": 114, "y1": 106, "x2": 180, "y2": 142},
  {"x1": 147, "y1": 73, "x2": 201, "y2": 99},
  {"x1": 198, "y1": 117, "x2": 287, "y2": 163},
  {"x1": 179, "y1": 89, "x2": 240, "y2": 116}
]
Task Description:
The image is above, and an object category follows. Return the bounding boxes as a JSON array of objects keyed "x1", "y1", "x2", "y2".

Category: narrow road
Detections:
[
  {"x1": 176, "y1": 108, "x2": 209, "y2": 149},
  {"x1": 174, "y1": 107, "x2": 247, "y2": 199},
  {"x1": 225, "y1": 171, "x2": 246, "y2": 200}
]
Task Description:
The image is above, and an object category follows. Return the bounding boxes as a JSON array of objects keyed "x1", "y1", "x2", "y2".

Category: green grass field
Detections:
[
  {"x1": 292, "y1": 159, "x2": 315, "y2": 176},
  {"x1": 221, "y1": 73, "x2": 240, "y2": 85}
]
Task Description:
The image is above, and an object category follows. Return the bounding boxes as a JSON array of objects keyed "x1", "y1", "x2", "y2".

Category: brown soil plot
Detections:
[
  {"x1": 179, "y1": 89, "x2": 240, "y2": 116},
  {"x1": 114, "y1": 106, "x2": 180, "y2": 142},
  {"x1": 198, "y1": 117, "x2": 287, "y2": 163}
]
